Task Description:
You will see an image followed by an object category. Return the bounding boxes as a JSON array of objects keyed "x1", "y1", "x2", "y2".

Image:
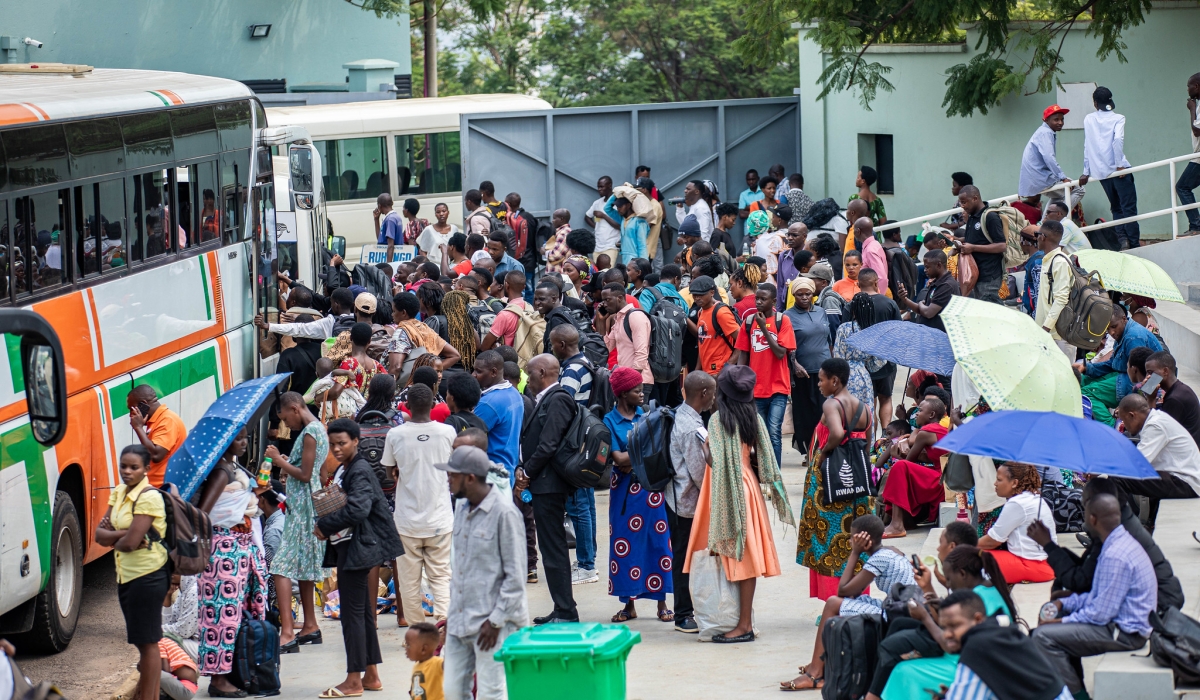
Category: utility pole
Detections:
[{"x1": 423, "y1": 0, "x2": 437, "y2": 97}]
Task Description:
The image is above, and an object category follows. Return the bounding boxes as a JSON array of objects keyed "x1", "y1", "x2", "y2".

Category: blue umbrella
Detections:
[
  {"x1": 845, "y1": 320, "x2": 956, "y2": 376},
  {"x1": 934, "y1": 410, "x2": 1157, "y2": 479},
  {"x1": 165, "y1": 373, "x2": 293, "y2": 500}
]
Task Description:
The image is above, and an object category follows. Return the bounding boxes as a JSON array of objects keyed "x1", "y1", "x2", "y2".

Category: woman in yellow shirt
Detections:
[{"x1": 95, "y1": 444, "x2": 169, "y2": 700}]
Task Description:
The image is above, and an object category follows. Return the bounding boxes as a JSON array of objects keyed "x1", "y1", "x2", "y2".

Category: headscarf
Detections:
[
  {"x1": 565, "y1": 255, "x2": 592, "y2": 283},
  {"x1": 442, "y1": 290, "x2": 477, "y2": 370},
  {"x1": 746, "y1": 210, "x2": 771, "y2": 238},
  {"x1": 471, "y1": 250, "x2": 491, "y2": 265},
  {"x1": 609, "y1": 366, "x2": 642, "y2": 396},
  {"x1": 791, "y1": 276, "x2": 817, "y2": 297}
]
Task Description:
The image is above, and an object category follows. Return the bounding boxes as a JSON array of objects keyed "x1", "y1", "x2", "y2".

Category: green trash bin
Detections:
[{"x1": 494, "y1": 622, "x2": 641, "y2": 700}]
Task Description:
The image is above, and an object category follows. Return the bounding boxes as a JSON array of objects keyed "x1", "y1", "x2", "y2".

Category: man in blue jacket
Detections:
[{"x1": 1074, "y1": 303, "x2": 1161, "y2": 410}]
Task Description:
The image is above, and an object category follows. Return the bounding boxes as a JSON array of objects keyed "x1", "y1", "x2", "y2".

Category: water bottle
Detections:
[
  {"x1": 257, "y1": 457, "x2": 273, "y2": 487},
  {"x1": 521, "y1": 489, "x2": 532, "y2": 503}
]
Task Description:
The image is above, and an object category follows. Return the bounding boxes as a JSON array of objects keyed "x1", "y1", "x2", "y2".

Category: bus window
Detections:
[
  {"x1": 64, "y1": 118, "x2": 125, "y2": 179},
  {"x1": 132, "y1": 170, "x2": 173, "y2": 259},
  {"x1": 195, "y1": 162, "x2": 220, "y2": 243},
  {"x1": 175, "y1": 166, "x2": 194, "y2": 249},
  {"x1": 314, "y1": 137, "x2": 388, "y2": 202},
  {"x1": 0, "y1": 200, "x2": 9, "y2": 301},
  {"x1": 222, "y1": 150, "x2": 249, "y2": 244},
  {"x1": 97, "y1": 179, "x2": 126, "y2": 270},
  {"x1": 121, "y1": 112, "x2": 174, "y2": 170},
  {"x1": 1, "y1": 125, "x2": 69, "y2": 190},
  {"x1": 170, "y1": 106, "x2": 219, "y2": 161},
  {"x1": 13, "y1": 190, "x2": 67, "y2": 295},
  {"x1": 253, "y1": 183, "x2": 280, "y2": 322},
  {"x1": 215, "y1": 101, "x2": 252, "y2": 152},
  {"x1": 395, "y1": 132, "x2": 461, "y2": 195},
  {"x1": 71, "y1": 185, "x2": 97, "y2": 277}
]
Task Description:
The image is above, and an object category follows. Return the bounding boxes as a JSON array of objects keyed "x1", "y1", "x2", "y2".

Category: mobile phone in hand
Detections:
[{"x1": 911, "y1": 554, "x2": 922, "y2": 570}]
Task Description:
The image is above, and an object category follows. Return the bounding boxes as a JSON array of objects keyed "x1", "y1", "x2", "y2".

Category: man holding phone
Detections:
[{"x1": 126, "y1": 385, "x2": 187, "y2": 488}]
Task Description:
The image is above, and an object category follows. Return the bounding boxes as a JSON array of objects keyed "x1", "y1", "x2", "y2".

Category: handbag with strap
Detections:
[
  {"x1": 943, "y1": 453, "x2": 975, "y2": 492},
  {"x1": 820, "y1": 398, "x2": 874, "y2": 504},
  {"x1": 311, "y1": 480, "x2": 347, "y2": 519}
]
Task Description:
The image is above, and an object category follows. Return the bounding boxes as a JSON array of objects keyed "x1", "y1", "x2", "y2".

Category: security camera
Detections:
[{"x1": 23, "y1": 38, "x2": 43, "y2": 48}]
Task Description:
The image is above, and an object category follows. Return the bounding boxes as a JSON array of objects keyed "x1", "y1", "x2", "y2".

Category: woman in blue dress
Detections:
[{"x1": 604, "y1": 366, "x2": 674, "y2": 623}]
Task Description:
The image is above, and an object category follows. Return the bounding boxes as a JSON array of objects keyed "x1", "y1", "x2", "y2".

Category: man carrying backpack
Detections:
[
  {"x1": 514, "y1": 355, "x2": 580, "y2": 624},
  {"x1": 956, "y1": 185, "x2": 1009, "y2": 304},
  {"x1": 667, "y1": 371, "x2": 717, "y2": 633},
  {"x1": 1035, "y1": 220, "x2": 1078, "y2": 359},
  {"x1": 595, "y1": 282, "x2": 654, "y2": 396}
]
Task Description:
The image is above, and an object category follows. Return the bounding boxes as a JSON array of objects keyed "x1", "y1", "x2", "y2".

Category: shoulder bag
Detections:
[{"x1": 820, "y1": 398, "x2": 874, "y2": 504}]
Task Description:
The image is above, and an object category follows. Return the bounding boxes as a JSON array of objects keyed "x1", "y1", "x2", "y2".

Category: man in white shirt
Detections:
[
  {"x1": 675, "y1": 180, "x2": 714, "y2": 242},
  {"x1": 1079, "y1": 86, "x2": 1138, "y2": 249},
  {"x1": 1177, "y1": 72, "x2": 1200, "y2": 236},
  {"x1": 586, "y1": 176, "x2": 622, "y2": 263},
  {"x1": 1111, "y1": 393, "x2": 1200, "y2": 531},
  {"x1": 1042, "y1": 200, "x2": 1091, "y2": 254},
  {"x1": 380, "y1": 383, "x2": 457, "y2": 624},
  {"x1": 254, "y1": 286, "x2": 357, "y2": 340},
  {"x1": 1034, "y1": 221, "x2": 1076, "y2": 359}
]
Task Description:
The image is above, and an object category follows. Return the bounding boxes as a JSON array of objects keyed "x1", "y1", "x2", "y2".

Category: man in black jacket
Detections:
[
  {"x1": 515, "y1": 353, "x2": 580, "y2": 624},
  {"x1": 1027, "y1": 477, "x2": 1185, "y2": 612}
]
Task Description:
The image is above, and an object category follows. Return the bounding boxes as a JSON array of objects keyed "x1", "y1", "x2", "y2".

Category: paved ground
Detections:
[{"x1": 17, "y1": 370, "x2": 1200, "y2": 698}]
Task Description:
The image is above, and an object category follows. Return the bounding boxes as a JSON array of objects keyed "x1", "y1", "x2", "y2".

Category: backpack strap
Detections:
[
  {"x1": 981, "y1": 208, "x2": 1006, "y2": 246},
  {"x1": 710, "y1": 302, "x2": 737, "y2": 350},
  {"x1": 623, "y1": 308, "x2": 653, "y2": 341}
]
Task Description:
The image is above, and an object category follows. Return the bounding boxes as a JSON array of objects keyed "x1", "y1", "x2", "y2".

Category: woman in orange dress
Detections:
[{"x1": 685, "y1": 364, "x2": 795, "y2": 643}]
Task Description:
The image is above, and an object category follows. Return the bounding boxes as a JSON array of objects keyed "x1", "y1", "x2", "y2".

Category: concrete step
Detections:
[{"x1": 1092, "y1": 650, "x2": 1177, "y2": 700}]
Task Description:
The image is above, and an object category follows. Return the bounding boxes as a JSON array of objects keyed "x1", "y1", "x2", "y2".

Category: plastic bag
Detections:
[
  {"x1": 323, "y1": 589, "x2": 341, "y2": 619},
  {"x1": 690, "y1": 550, "x2": 746, "y2": 641}
]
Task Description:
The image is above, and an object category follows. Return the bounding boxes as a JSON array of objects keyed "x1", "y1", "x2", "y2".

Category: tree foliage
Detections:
[{"x1": 736, "y1": 0, "x2": 1153, "y2": 116}]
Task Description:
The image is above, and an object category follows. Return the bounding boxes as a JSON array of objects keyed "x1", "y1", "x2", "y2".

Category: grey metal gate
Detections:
[{"x1": 461, "y1": 97, "x2": 801, "y2": 260}]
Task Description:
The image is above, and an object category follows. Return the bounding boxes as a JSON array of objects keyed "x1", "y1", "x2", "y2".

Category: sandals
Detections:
[
  {"x1": 881, "y1": 530, "x2": 907, "y2": 539},
  {"x1": 611, "y1": 609, "x2": 637, "y2": 623},
  {"x1": 396, "y1": 617, "x2": 409, "y2": 628},
  {"x1": 780, "y1": 668, "x2": 823, "y2": 691},
  {"x1": 319, "y1": 688, "x2": 362, "y2": 699},
  {"x1": 657, "y1": 608, "x2": 675, "y2": 622}
]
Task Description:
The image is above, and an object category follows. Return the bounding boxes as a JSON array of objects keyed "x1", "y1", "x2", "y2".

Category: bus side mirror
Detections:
[
  {"x1": 329, "y1": 236, "x2": 346, "y2": 258},
  {"x1": 289, "y1": 145, "x2": 315, "y2": 210},
  {"x1": 22, "y1": 338, "x2": 65, "y2": 445}
]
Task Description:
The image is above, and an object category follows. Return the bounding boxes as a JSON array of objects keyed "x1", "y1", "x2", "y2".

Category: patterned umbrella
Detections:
[
  {"x1": 1074, "y1": 249, "x2": 1185, "y2": 302},
  {"x1": 941, "y1": 296, "x2": 1081, "y2": 417},
  {"x1": 164, "y1": 373, "x2": 292, "y2": 501},
  {"x1": 935, "y1": 410, "x2": 1156, "y2": 478},
  {"x1": 845, "y1": 320, "x2": 956, "y2": 375}
]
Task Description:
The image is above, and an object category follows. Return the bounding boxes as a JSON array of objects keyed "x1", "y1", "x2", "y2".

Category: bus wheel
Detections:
[{"x1": 22, "y1": 491, "x2": 83, "y2": 653}]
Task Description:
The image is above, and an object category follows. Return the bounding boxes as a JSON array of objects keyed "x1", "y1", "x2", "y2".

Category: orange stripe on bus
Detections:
[
  {"x1": 85, "y1": 289, "x2": 106, "y2": 368},
  {"x1": 0, "y1": 103, "x2": 42, "y2": 126},
  {"x1": 157, "y1": 90, "x2": 184, "y2": 105}
]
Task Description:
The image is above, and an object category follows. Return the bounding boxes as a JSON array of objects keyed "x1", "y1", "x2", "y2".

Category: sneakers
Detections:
[
  {"x1": 527, "y1": 568, "x2": 539, "y2": 584},
  {"x1": 674, "y1": 617, "x2": 699, "y2": 633},
  {"x1": 571, "y1": 567, "x2": 599, "y2": 584}
]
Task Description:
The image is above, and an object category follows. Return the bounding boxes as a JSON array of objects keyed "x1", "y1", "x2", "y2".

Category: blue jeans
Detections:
[
  {"x1": 1177, "y1": 162, "x2": 1200, "y2": 231},
  {"x1": 1100, "y1": 173, "x2": 1139, "y2": 246},
  {"x1": 755, "y1": 394, "x2": 789, "y2": 467},
  {"x1": 565, "y1": 488, "x2": 596, "y2": 570}
]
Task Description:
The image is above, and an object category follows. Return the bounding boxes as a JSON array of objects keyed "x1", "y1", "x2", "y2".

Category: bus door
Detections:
[{"x1": 251, "y1": 146, "x2": 280, "y2": 375}]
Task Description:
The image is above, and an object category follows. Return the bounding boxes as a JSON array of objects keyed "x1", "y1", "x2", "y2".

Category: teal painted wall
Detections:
[
  {"x1": 1, "y1": 0, "x2": 411, "y2": 89},
  {"x1": 797, "y1": 4, "x2": 1200, "y2": 237}
]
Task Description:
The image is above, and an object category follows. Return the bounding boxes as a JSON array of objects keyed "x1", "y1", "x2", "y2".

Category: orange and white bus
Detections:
[{"x1": 0, "y1": 63, "x2": 325, "y2": 652}]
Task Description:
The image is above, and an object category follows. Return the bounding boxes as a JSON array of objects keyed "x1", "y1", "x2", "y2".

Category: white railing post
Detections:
[{"x1": 1170, "y1": 160, "x2": 1179, "y2": 240}]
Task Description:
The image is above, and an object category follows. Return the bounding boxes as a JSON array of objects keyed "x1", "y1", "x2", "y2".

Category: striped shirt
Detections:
[
  {"x1": 558, "y1": 353, "x2": 593, "y2": 406},
  {"x1": 945, "y1": 664, "x2": 1072, "y2": 700}
]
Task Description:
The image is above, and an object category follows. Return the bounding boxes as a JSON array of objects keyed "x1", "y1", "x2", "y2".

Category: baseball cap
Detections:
[
  {"x1": 1042, "y1": 104, "x2": 1069, "y2": 121},
  {"x1": 770, "y1": 204, "x2": 793, "y2": 222},
  {"x1": 348, "y1": 284, "x2": 368, "y2": 298},
  {"x1": 802, "y1": 261, "x2": 834, "y2": 283},
  {"x1": 434, "y1": 445, "x2": 491, "y2": 478},
  {"x1": 688, "y1": 275, "x2": 717, "y2": 295},
  {"x1": 354, "y1": 292, "x2": 377, "y2": 314}
]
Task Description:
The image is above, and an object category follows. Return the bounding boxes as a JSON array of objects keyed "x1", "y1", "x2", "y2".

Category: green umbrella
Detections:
[
  {"x1": 942, "y1": 296, "x2": 1082, "y2": 417},
  {"x1": 1074, "y1": 249, "x2": 1184, "y2": 303}
]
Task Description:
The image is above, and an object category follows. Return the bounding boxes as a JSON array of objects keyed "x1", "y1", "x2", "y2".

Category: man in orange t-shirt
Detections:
[
  {"x1": 733, "y1": 283, "x2": 796, "y2": 466},
  {"x1": 127, "y1": 385, "x2": 187, "y2": 487},
  {"x1": 687, "y1": 275, "x2": 740, "y2": 376}
]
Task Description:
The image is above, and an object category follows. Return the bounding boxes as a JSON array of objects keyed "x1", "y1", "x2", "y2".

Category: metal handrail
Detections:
[{"x1": 875, "y1": 151, "x2": 1200, "y2": 239}]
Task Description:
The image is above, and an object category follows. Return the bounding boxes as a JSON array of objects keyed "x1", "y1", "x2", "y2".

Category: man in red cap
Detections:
[{"x1": 1019, "y1": 104, "x2": 1086, "y2": 214}]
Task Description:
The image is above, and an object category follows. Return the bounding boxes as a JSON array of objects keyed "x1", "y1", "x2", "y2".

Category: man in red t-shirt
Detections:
[
  {"x1": 733, "y1": 283, "x2": 796, "y2": 466},
  {"x1": 688, "y1": 275, "x2": 740, "y2": 377},
  {"x1": 480, "y1": 271, "x2": 531, "y2": 350}
]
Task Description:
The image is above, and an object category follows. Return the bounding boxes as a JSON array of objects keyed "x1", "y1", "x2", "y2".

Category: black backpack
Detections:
[
  {"x1": 803, "y1": 197, "x2": 842, "y2": 231},
  {"x1": 356, "y1": 410, "x2": 397, "y2": 497},
  {"x1": 1151, "y1": 607, "x2": 1200, "y2": 686},
  {"x1": 468, "y1": 302, "x2": 500, "y2": 343},
  {"x1": 1045, "y1": 251, "x2": 1114, "y2": 352},
  {"x1": 228, "y1": 618, "x2": 281, "y2": 696},
  {"x1": 555, "y1": 400, "x2": 612, "y2": 489},
  {"x1": 589, "y1": 366, "x2": 617, "y2": 417},
  {"x1": 821, "y1": 613, "x2": 884, "y2": 700},
  {"x1": 884, "y1": 246, "x2": 918, "y2": 300},
  {"x1": 544, "y1": 305, "x2": 608, "y2": 368},
  {"x1": 469, "y1": 209, "x2": 517, "y2": 256},
  {"x1": 638, "y1": 288, "x2": 687, "y2": 383},
  {"x1": 1041, "y1": 480, "x2": 1084, "y2": 533},
  {"x1": 627, "y1": 404, "x2": 676, "y2": 492}
]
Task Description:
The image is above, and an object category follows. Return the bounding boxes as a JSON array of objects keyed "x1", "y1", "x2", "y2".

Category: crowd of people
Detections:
[{"x1": 85, "y1": 82, "x2": 1200, "y2": 700}]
